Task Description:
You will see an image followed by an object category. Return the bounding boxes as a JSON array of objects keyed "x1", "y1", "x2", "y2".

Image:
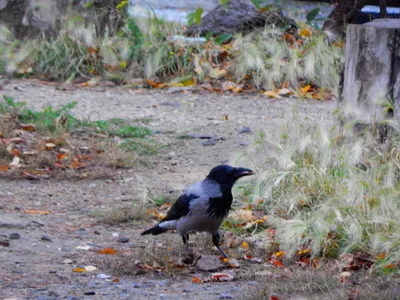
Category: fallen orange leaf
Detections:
[
  {"x1": 300, "y1": 85, "x2": 312, "y2": 93},
  {"x1": 96, "y1": 248, "x2": 119, "y2": 255},
  {"x1": 271, "y1": 259, "x2": 284, "y2": 268},
  {"x1": 24, "y1": 209, "x2": 50, "y2": 215},
  {"x1": 0, "y1": 165, "x2": 8, "y2": 172},
  {"x1": 384, "y1": 264, "x2": 396, "y2": 269},
  {"x1": 146, "y1": 79, "x2": 166, "y2": 89},
  {"x1": 112, "y1": 277, "x2": 120, "y2": 283},
  {"x1": 297, "y1": 248, "x2": 312, "y2": 255},
  {"x1": 377, "y1": 253, "x2": 386, "y2": 259},
  {"x1": 242, "y1": 241, "x2": 249, "y2": 249},
  {"x1": 223, "y1": 115, "x2": 229, "y2": 121},
  {"x1": 73, "y1": 267, "x2": 86, "y2": 273},
  {"x1": 57, "y1": 153, "x2": 68, "y2": 160},
  {"x1": 274, "y1": 251, "x2": 285, "y2": 258},
  {"x1": 192, "y1": 277, "x2": 202, "y2": 284},
  {"x1": 271, "y1": 296, "x2": 280, "y2": 300}
]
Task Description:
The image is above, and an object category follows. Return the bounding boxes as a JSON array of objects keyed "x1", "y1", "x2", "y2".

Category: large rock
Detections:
[{"x1": 185, "y1": 0, "x2": 295, "y2": 36}]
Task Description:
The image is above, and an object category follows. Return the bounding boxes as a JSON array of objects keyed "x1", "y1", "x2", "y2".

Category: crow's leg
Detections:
[
  {"x1": 212, "y1": 233, "x2": 228, "y2": 258},
  {"x1": 182, "y1": 233, "x2": 189, "y2": 245}
]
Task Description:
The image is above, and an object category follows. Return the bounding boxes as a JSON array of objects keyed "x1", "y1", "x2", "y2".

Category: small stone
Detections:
[
  {"x1": 93, "y1": 230, "x2": 101, "y2": 235},
  {"x1": 118, "y1": 237, "x2": 129, "y2": 243},
  {"x1": 200, "y1": 139, "x2": 216, "y2": 146},
  {"x1": 41, "y1": 235, "x2": 52, "y2": 242},
  {"x1": 49, "y1": 270, "x2": 57, "y2": 274},
  {"x1": 32, "y1": 220, "x2": 45, "y2": 226},
  {"x1": 182, "y1": 289, "x2": 192, "y2": 293},
  {"x1": 63, "y1": 259, "x2": 74, "y2": 264},
  {"x1": 112, "y1": 232, "x2": 119, "y2": 237},
  {"x1": 84, "y1": 291, "x2": 96, "y2": 296},
  {"x1": 219, "y1": 293, "x2": 233, "y2": 299},
  {"x1": 170, "y1": 160, "x2": 178, "y2": 166},
  {"x1": 239, "y1": 126, "x2": 252, "y2": 134},
  {"x1": 9, "y1": 233, "x2": 21, "y2": 240},
  {"x1": 189, "y1": 132, "x2": 215, "y2": 139},
  {"x1": 247, "y1": 281, "x2": 257, "y2": 285}
]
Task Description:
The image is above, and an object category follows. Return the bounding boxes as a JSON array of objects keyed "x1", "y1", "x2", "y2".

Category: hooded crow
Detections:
[{"x1": 141, "y1": 164, "x2": 254, "y2": 258}]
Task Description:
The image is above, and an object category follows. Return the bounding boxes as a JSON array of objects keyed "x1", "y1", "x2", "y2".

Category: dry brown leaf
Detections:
[
  {"x1": 230, "y1": 209, "x2": 257, "y2": 222},
  {"x1": 209, "y1": 68, "x2": 227, "y2": 79},
  {"x1": 277, "y1": 88, "x2": 292, "y2": 96},
  {"x1": 24, "y1": 209, "x2": 50, "y2": 215},
  {"x1": 211, "y1": 273, "x2": 234, "y2": 282},
  {"x1": 146, "y1": 79, "x2": 166, "y2": 89},
  {"x1": 222, "y1": 81, "x2": 236, "y2": 92},
  {"x1": 0, "y1": 165, "x2": 8, "y2": 172},
  {"x1": 20, "y1": 124, "x2": 36, "y2": 132},
  {"x1": 264, "y1": 91, "x2": 282, "y2": 99},
  {"x1": 241, "y1": 241, "x2": 249, "y2": 249}
]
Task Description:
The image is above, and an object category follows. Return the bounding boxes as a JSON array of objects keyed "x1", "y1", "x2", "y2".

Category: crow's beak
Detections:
[{"x1": 234, "y1": 168, "x2": 255, "y2": 178}]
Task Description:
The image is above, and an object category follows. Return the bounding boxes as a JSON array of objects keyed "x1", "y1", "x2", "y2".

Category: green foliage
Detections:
[
  {"x1": 306, "y1": 8, "x2": 320, "y2": 23},
  {"x1": 214, "y1": 34, "x2": 233, "y2": 45},
  {"x1": 251, "y1": 0, "x2": 264, "y2": 9},
  {"x1": 1, "y1": 95, "x2": 156, "y2": 154},
  {"x1": 1, "y1": 95, "x2": 78, "y2": 131},
  {"x1": 187, "y1": 7, "x2": 203, "y2": 26}
]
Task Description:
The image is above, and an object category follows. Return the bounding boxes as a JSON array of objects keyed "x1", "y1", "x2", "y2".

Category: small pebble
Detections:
[
  {"x1": 247, "y1": 281, "x2": 257, "y2": 285},
  {"x1": 94, "y1": 230, "x2": 101, "y2": 235},
  {"x1": 219, "y1": 294, "x2": 233, "y2": 299},
  {"x1": 239, "y1": 126, "x2": 252, "y2": 134},
  {"x1": 84, "y1": 291, "x2": 96, "y2": 296},
  {"x1": 118, "y1": 237, "x2": 129, "y2": 243},
  {"x1": 49, "y1": 270, "x2": 57, "y2": 274},
  {"x1": 41, "y1": 235, "x2": 52, "y2": 242},
  {"x1": 63, "y1": 259, "x2": 74, "y2": 264},
  {"x1": 9, "y1": 233, "x2": 21, "y2": 240}
]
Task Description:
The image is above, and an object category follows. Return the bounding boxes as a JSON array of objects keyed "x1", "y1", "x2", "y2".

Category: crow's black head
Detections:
[{"x1": 206, "y1": 165, "x2": 254, "y2": 186}]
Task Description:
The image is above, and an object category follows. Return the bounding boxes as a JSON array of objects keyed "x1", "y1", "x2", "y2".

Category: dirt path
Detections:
[{"x1": 0, "y1": 79, "x2": 336, "y2": 299}]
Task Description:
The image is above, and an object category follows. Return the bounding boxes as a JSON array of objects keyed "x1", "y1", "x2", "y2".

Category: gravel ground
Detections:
[{"x1": 0, "y1": 79, "x2": 337, "y2": 300}]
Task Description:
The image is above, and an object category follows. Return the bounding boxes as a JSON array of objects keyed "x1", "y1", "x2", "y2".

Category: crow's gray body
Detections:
[
  {"x1": 159, "y1": 180, "x2": 224, "y2": 235},
  {"x1": 141, "y1": 165, "x2": 254, "y2": 257}
]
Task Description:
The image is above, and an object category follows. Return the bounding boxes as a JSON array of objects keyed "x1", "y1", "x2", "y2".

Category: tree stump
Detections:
[{"x1": 340, "y1": 19, "x2": 400, "y2": 128}]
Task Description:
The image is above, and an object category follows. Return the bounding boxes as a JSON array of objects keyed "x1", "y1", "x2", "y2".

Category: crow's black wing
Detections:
[{"x1": 163, "y1": 193, "x2": 199, "y2": 221}]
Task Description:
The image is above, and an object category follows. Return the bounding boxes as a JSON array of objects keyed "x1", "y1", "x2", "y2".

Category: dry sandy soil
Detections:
[{"x1": 0, "y1": 79, "x2": 337, "y2": 300}]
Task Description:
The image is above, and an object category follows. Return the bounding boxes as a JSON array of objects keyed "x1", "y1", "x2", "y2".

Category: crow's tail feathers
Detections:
[{"x1": 141, "y1": 225, "x2": 168, "y2": 235}]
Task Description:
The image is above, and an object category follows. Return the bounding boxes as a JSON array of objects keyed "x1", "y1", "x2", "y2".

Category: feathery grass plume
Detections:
[
  {"x1": 237, "y1": 116, "x2": 400, "y2": 271},
  {"x1": 232, "y1": 27, "x2": 344, "y2": 91}
]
